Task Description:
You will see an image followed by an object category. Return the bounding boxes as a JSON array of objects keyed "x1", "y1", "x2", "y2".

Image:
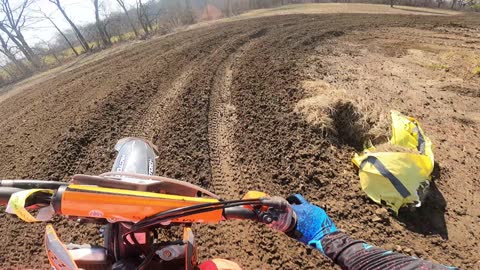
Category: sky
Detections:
[{"x1": 20, "y1": 0, "x2": 138, "y2": 44}]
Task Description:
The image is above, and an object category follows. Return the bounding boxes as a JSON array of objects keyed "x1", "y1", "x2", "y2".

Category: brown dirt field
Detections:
[{"x1": 0, "y1": 10, "x2": 479, "y2": 270}]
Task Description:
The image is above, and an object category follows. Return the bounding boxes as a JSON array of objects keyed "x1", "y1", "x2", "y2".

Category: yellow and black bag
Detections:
[{"x1": 352, "y1": 111, "x2": 434, "y2": 213}]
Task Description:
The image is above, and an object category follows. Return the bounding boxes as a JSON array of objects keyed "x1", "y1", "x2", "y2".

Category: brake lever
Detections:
[{"x1": 259, "y1": 197, "x2": 291, "y2": 211}]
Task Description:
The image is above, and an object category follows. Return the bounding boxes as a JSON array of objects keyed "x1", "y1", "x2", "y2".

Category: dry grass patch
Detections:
[
  {"x1": 294, "y1": 80, "x2": 340, "y2": 138},
  {"x1": 296, "y1": 79, "x2": 390, "y2": 149}
]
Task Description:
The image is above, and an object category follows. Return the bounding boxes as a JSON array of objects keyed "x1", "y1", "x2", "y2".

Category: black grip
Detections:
[
  {"x1": 223, "y1": 207, "x2": 257, "y2": 220},
  {"x1": 0, "y1": 187, "x2": 23, "y2": 205}
]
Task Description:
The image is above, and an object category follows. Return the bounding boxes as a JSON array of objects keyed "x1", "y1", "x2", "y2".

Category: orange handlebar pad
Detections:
[{"x1": 57, "y1": 185, "x2": 223, "y2": 223}]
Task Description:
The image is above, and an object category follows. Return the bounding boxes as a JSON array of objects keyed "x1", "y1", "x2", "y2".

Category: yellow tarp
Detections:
[{"x1": 352, "y1": 110, "x2": 434, "y2": 213}]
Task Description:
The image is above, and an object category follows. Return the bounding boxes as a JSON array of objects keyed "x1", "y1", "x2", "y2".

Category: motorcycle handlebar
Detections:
[
  {"x1": 0, "y1": 180, "x2": 66, "y2": 206},
  {"x1": 0, "y1": 188, "x2": 260, "y2": 222},
  {"x1": 0, "y1": 181, "x2": 296, "y2": 231},
  {"x1": 0, "y1": 180, "x2": 66, "y2": 190}
]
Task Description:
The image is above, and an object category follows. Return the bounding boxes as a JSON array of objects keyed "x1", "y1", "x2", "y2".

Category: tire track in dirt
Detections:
[
  {"x1": 207, "y1": 27, "x2": 272, "y2": 197},
  {"x1": 198, "y1": 40, "x2": 250, "y2": 267},
  {"x1": 126, "y1": 70, "x2": 193, "y2": 139},
  {"x1": 61, "y1": 30, "x2": 238, "y2": 177},
  {"x1": 207, "y1": 51, "x2": 239, "y2": 196},
  {"x1": 114, "y1": 29, "x2": 243, "y2": 140},
  {"x1": 133, "y1": 38, "x2": 231, "y2": 141}
]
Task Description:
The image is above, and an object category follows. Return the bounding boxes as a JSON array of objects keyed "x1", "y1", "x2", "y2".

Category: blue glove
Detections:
[{"x1": 287, "y1": 194, "x2": 337, "y2": 254}]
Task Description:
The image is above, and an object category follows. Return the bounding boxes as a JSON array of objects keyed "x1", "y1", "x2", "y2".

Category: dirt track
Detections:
[{"x1": 0, "y1": 11, "x2": 479, "y2": 269}]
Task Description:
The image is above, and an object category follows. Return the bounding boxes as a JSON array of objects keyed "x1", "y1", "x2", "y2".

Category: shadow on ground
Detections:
[{"x1": 397, "y1": 163, "x2": 448, "y2": 239}]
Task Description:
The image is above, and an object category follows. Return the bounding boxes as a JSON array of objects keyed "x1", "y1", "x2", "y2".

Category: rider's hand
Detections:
[
  {"x1": 286, "y1": 194, "x2": 337, "y2": 253},
  {"x1": 261, "y1": 196, "x2": 295, "y2": 232}
]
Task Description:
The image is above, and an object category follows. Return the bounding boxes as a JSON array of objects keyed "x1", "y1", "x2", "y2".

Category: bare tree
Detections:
[
  {"x1": 136, "y1": 0, "x2": 152, "y2": 35},
  {"x1": 116, "y1": 0, "x2": 139, "y2": 37},
  {"x1": 0, "y1": 62, "x2": 16, "y2": 80},
  {"x1": 35, "y1": 39, "x2": 62, "y2": 65},
  {"x1": 103, "y1": 11, "x2": 133, "y2": 41},
  {"x1": 136, "y1": 0, "x2": 147, "y2": 34},
  {"x1": 226, "y1": 0, "x2": 233, "y2": 17},
  {"x1": 93, "y1": 0, "x2": 111, "y2": 47},
  {"x1": 157, "y1": 2, "x2": 182, "y2": 32},
  {"x1": 0, "y1": 0, "x2": 42, "y2": 69},
  {"x1": 77, "y1": 23, "x2": 102, "y2": 50},
  {"x1": 0, "y1": 34, "x2": 30, "y2": 75},
  {"x1": 49, "y1": 0, "x2": 91, "y2": 53},
  {"x1": 248, "y1": 0, "x2": 258, "y2": 9},
  {"x1": 38, "y1": 9, "x2": 78, "y2": 56},
  {"x1": 183, "y1": 0, "x2": 194, "y2": 24}
]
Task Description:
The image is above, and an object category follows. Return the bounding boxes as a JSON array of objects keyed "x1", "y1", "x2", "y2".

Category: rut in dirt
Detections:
[{"x1": 0, "y1": 13, "x2": 479, "y2": 269}]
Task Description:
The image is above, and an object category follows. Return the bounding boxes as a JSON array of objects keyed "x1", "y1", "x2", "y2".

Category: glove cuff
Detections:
[
  {"x1": 308, "y1": 239, "x2": 325, "y2": 254},
  {"x1": 307, "y1": 224, "x2": 338, "y2": 255}
]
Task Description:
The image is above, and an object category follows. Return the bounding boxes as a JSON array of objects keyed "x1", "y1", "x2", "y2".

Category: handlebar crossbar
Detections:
[
  {"x1": 0, "y1": 180, "x2": 67, "y2": 206},
  {"x1": 0, "y1": 180, "x2": 67, "y2": 189}
]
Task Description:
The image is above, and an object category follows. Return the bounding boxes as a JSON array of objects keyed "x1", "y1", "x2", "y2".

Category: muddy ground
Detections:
[{"x1": 0, "y1": 11, "x2": 479, "y2": 269}]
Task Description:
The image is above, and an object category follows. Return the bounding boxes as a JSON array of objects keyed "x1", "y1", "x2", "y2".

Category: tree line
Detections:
[{"x1": 0, "y1": 0, "x2": 478, "y2": 86}]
